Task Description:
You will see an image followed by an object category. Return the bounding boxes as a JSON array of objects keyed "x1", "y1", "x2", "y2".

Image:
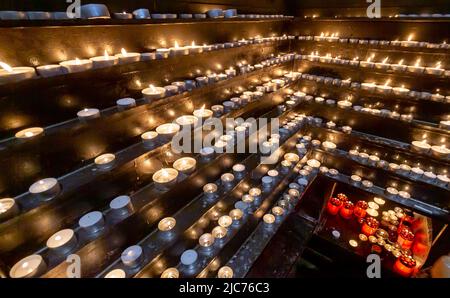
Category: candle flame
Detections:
[
  {"x1": 435, "y1": 61, "x2": 442, "y2": 69},
  {"x1": 174, "y1": 41, "x2": 179, "y2": 48},
  {"x1": 0, "y1": 61, "x2": 13, "y2": 72},
  {"x1": 415, "y1": 58, "x2": 421, "y2": 67},
  {"x1": 75, "y1": 58, "x2": 81, "y2": 65},
  {"x1": 320, "y1": 32, "x2": 324, "y2": 37},
  {"x1": 384, "y1": 79, "x2": 391, "y2": 86},
  {"x1": 382, "y1": 57, "x2": 389, "y2": 63},
  {"x1": 191, "y1": 41, "x2": 196, "y2": 47},
  {"x1": 407, "y1": 34, "x2": 413, "y2": 41},
  {"x1": 121, "y1": 48, "x2": 128, "y2": 56},
  {"x1": 149, "y1": 84, "x2": 156, "y2": 91},
  {"x1": 104, "y1": 50, "x2": 109, "y2": 58},
  {"x1": 398, "y1": 59, "x2": 404, "y2": 65}
]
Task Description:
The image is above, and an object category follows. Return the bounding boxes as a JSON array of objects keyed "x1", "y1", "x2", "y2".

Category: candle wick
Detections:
[{"x1": 0, "y1": 61, "x2": 13, "y2": 72}]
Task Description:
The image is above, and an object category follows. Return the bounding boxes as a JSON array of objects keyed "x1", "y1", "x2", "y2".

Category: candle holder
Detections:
[
  {"x1": 339, "y1": 201, "x2": 354, "y2": 219},
  {"x1": 263, "y1": 214, "x2": 276, "y2": 229},
  {"x1": 203, "y1": 183, "x2": 218, "y2": 200},
  {"x1": 141, "y1": 131, "x2": 158, "y2": 148},
  {"x1": 116, "y1": 97, "x2": 136, "y2": 111},
  {"x1": 109, "y1": 195, "x2": 134, "y2": 217},
  {"x1": 362, "y1": 217, "x2": 379, "y2": 236},
  {"x1": 158, "y1": 217, "x2": 176, "y2": 239},
  {"x1": 121, "y1": 245, "x2": 143, "y2": 268},
  {"x1": 180, "y1": 250, "x2": 198, "y2": 271},
  {"x1": 115, "y1": 49, "x2": 141, "y2": 64},
  {"x1": 155, "y1": 123, "x2": 180, "y2": 142},
  {"x1": 354, "y1": 200, "x2": 368, "y2": 218},
  {"x1": 105, "y1": 269, "x2": 126, "y2": 278},
  {"x1": 217, "y1": 266, "x2": 234, "y2": 278},
  {"x1": 218, "y1": 215, "x2": 233, "y2": 228},
  {"x1": 60, "y1": 59, "x2": 93, "y2": 73},
  {"x1": 173, "y1": 157, "x2": 197, "y2": 175},
  {"x1": 15, "y1": 127, "x2": 44, "y2": 139},
  {"x1": 160, "y1": 268, "x2": 179, "y2": 278},
  {"x1": 142, "y1": 85, "x2": 166, "y2": 101},
  {"x1": 95, "y1": 153, "x2": 116, "y2": 170},
  {"x1": 80, "y1": 4, "x2": 110, "y2": 19},
  {"x1": 133, "y1": 8, "x2": 150, "y2": 19},
  {"x1": 229, "y1": 209, "x2": 244, "y2": 223},
  {"x1": 36, "y1": 64, "x2": 64, "y2": 78},
  {"x1": 221, "y1": 173, "x2": 235, "y2": 189},
  {"x1": 393, "y1": 255, "x2": 416, "y2": 277},
  {"x1": 46, "y1": 229, "x2": 77, "y2": 255},
  {"x1": 153, "y1": 168, "x2": 179, "y2": 191},
  {"x1": 10, "y1": 255, "x2": 47, "y2": 278},
  {"x1": 397, "y1": 227, "x2": 415, "y2": 250},
  {"x1": 212, "y1": 226, "x2": 228, "y2": 242},
  {"x1": 90, "y1": 51, "x2": 118, "y2": 68},
  {"x1": 79, "y1": 211, "x2": 105, "y2": 235},
  {"x1": 0, "y1": 198, "x2": 19, "y2": 221},
  {"x1": 77, "y1": 108, "x2": 100, "y2": 122},
  {"x1": 200, "y1": 147, "x2": 215, "y2": 160},
  {"x1": 29, "y1": 178, "x2": 61, "y2": 201}
]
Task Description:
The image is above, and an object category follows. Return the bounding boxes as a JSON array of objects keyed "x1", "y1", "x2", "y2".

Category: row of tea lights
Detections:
[
  {"x1": 0, "y1": 34, "x2": 292, "y2": 84},
  {"x1": 346, "y1": 147, "x2": 449, "y2": 188},
  {"x1": 297, "y1": 51, "x2": 448, "y2": 77},
  {"x1": 327, "y1": 193, "x2": 421, "y2": 277},
  {"x1": 298, "y1": 33, "x2": 450, "y2": 50},
  {"x1": 12, "y1": 52, "x2": 295, "y2": 142}
]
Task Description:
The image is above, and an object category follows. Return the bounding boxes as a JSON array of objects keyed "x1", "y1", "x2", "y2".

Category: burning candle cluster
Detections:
[{"x1": 326, "y1": 193, "x2": 424, "y2": 277}]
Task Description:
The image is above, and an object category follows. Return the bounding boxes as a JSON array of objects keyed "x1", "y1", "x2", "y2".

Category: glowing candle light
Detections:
[
  {"x1": 229, "y1": 209, "x2": 243, "y2": 221},
  {"x1": 360, "y1": 55, "x2": 375, "y2": 68},
  {"x1": 169, "y1": 41, "x2": 189, "y2": 56},
  {"x1": 203, "y1": 183, "x2": 218, "y2": 199},
  {"x1": 29, "y1": 178, "x2": 61, "y2": 201},
  {"x1": 217, "y1": 266, "x2": 233, "y2": 278},
  {"x1": 155, "y1": 123, "x2": 180, "y2": 141},
  {"x1": 263, "y1": 214, "x2": 275, "y2": 226},
  {"x1": 77, "y1": 108, "x2": 100, "y2": 121},
  {"x1": 212, "y1": 226, "x2": 227, "y2": 240},
  {"x1": 221, "y1": 173, "x2": 235, "y2": 188},
  {"x1": 425, "y1": 61, "x2": 444, "y2": 76},
  {"x1": 105, "y1": 269, "x2": 126, "y2": 278},
  {"x1": 431, "y1": 145, "x2": 449, "y2": 159},
  {"x1": 407, "y1": 58, "x2": 425, "y2": 74},
  {"x1": 141, "y1": 131, "x2": 158, "y2": 147},
  {"x1": 158, "y1": 217, "x2": 176, "y2": 233},
  {"x1": 121, "y1": 245, "x2": 143, "y2": 268},
  {"x1": 375, "y1": 56, "x2": 390, "y2": 70},
  {"x1": 15, "y1": 127, "x2": 44, "y2": 139},
  {"x1": 60, "y1": 57, "x2": 93, "y2": 73},
  {"x1": 188, "y1": 41, "x2": 203, "y2": 54},
  {"x1": 161, "y1": 268, "x2": 179, "y2": 278},
  {"x1": 391, "y1": 59, "x2": 407, "y2": 72},
  {"x1": 173, "y1": 157, "x2": 196, "y2": 174},
  {"x1": 90, "y1": 50, "x2": 118, "y2": 68},
  {"x1": 153, "y1": 168, "x2": 179, "y2": 190},
  {"x1": 218, "y1": 215, "x2": 233, "y2": 228},
  {"x1": 199, "y1": 233, "x2": 214, "y2": 248},
  {"x1": 411, "y1": 140, "x2": 431, "y2": 153},
  {"x1": 193, "y1": 105, "x2": 213, "y2": 121},
  {"x1": 115, "y1": 48, "x2": 141, "y2": 64},
  {"x1": 0, "y1": 61, "x2": 36, "y2": 84},
  {"x1": 94, "y1": 153, "x2": 116, "y2": 170},
  {"x1": 10, "y1": 255, "x2": 47, "y2": 278},
  {"x1": 36, "y1": 64, "x2": 63, "y2": 78},
  {"x1": 0, "y1": 198, "x2": 19, "y2": 221},
  {"x1": 142, "y1": 84, "x2": 166, "y2": 101},
  {"x1": 46, "y1": 229, "x2": 77, "y2": 254},
  {"x1": 175, "y1": 115, "x2": 198, "y2": 129}
]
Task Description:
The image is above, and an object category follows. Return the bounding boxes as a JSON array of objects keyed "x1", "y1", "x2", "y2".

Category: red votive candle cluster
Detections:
[
  {"x1": 327, "y1": 197, "x2": 342, "y2": 215},
  {"x1": 362, "y1": 217, "x2": 379, "y2": 236},
  {"x1": 337, "y1": 193, "x2": 348, "y2": 203},
  {"x1": 393, "y1": 255, "x2": 416, "y2": 277},
  {"x1": 340, "y1": 201, "x2": 354, "y2": 219},
  {"x1": 397, "y1": 226, "x2": 415, "y2": 250},
  {"x1": 354, "y1": 200, "x2": 368, "y2": 218}
]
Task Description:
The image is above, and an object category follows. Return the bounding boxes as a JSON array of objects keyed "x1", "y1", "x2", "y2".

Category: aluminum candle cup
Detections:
[
  {"x1": 80, "y1": 4, "x2": 110, "y2": 19},
  {"x1": 156, "y1": 123, "x2": 180, "y2": 142},
  {"x1": 77, "y1": 108, "x2": 100, "y2": 122},
  {"x1": 199, "y1": 233, "x2": 215, "y2": 250},
  {"x1": 229, "y1": 209, "x2": 243, "y2": 222},
  {"x1": 36, "y1": 65, "x2": 64, "y2": 77},
  {"x1": 10, "y1": 255, "x2": 47, "y2": 278},
  {"x1": 116, "y1": 97, "x2": 136, "y2": 110},
  {"x1": 132, "y1": 9, "x2": 150, "y2": 19},
  {"x1": 15, "y1": 127, "x2": 44, "y2": 139},
  {"x1": 142, "y1": 85, "x2": 166, "y2": 101},
  {"x1": 121, "y1": 245, "x2": 143, "y2": 268},
  {"x1": 90, "y1": 51, "x2": 118, "y2": 68},
  {"x1": 46, "y1": 229, "x2": 77, "y2": 254},
  {"x1": 109, "y1": 195, "x2": 134, "y2": 217},
  {"x1": 411, "y1": 141, "x2": 431, "y2": 153},
  {"x1": 60, "y1": 59, "x2": 93, "y2": 73},
  {"x1": 105, "y1": 269, "x2": 126, "y2": 278},
  {"x1": 95, "y1": 153, "x2": 116, "y2": 170},
  {"x1": 79, "y1": 211, "x2": 105, "y2": 234},
  {"x1": 221, "y1": 173, "x2": 235, "y2": 189},
  {"x1": 203, "y1": 183, "x2": 218, "y2": 200},
  {"x1": 0, "y1": 11, "x2": 27, "y2": 20},
  {"x1": 153, "y1": 168, "x2": 179, "y2": 191},
  {"x1": 173, "y1": 157, "x2": 197, "y2": 175},
  {"x1": 212, "y1": 226, "x2": 227, "y2": 241},
  {"x1": 161, "y1": 268, "x2": 179, "y2": 278},
  {"x1": 0, "y1": 198, "x2": 19, "y2": 221},
  {"x1": 0, "y1": 64, "x2": 36, "y2": 84},
  {"x1": 141, "y1": 131, "x2": 158, "y2": 147},
  {"x1": 158, "y1": 217, "x2": 176, "y2": 236},
  {"x1": 431, "y1": 145, "x2": 450, "y2": 159},
  {"x1": 29, "y1": 178, "x2": 61, "y2": 201},
  {"x1": 218, "y1": 266, "x2": 234, "y2": 278},
  {"x1": 263, "y1": 214, "x2": 276, "y2": 229},
  {"x1": 115, "y1": 49, "x2": 141, "y2": 64}
]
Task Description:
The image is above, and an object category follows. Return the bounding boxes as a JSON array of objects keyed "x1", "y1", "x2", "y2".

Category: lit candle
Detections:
[
  {"x1": 36, "y1": 64, "x2": 64, "y2": 78},
  {"x1": 158, "y1": 217, "x2": 176, "y2": 233},
  {"x1": 376, "y1": 80, "x2": 393, "y2": 95},
  {"x1": 284, "y1": 153, "x2": 300, "y2": 163},
  {"x1": 105, "y1": 269, "x2": 126, "y2": 278},
  {"x1": 15, "y1": 127, "x2": 44, "y2": 139},
  {"x1": 322, "y1": 141, "x2": 336, "y2": 151},
  {"x1": 362, "y1": 217, "x2": 379, "y2": 236},
  {"x1": 175, "y1": 115, "x2": 198, "y2": 129},
  {"x1": 77, "y1": 108, "x2": 100, "y2": 121},
  {"x1": 361, "y1": 82, "x2": 377, "y2": 92},
  {"x1": 116, "y1": 97, "x2": 136, "y2": 110},
  {"x1": 199, "y1": 233, "x2": 214, "y2": 248},
  {"x1": 375, "y1": 57, "x2": 391, "y2": 70},
  {"x1": 401, "y1": 34, "x2": 419, "y2": 47},
  {"x1": 155, "y1": 123, "x2": 180, "y2": 141},
  {"x1": 90, "y1": 50, "x2": 118, "y2": 68},
  {"x1": 229, "y1": 209, "x2": 243, "y2": 221},
  {"x1": 431, "y1": 145, "x2": 449, "y2": 159},
  {"x1": 411, "y1": 140, "x2": 431, "y2": 153},
  {"x1": 169, "y1": 41, "x2": 189, "y2": 56},
  {"x1": 115, "y1": 48, "x2": 141, "y2": 64},
  {"x1": 232, "y1": 164, "x2": 246, "y2": 178},
  {"x1": 153, "y1": 168, "x2": 179, "y2": 190},
  {"x1": 221, "y1": 173, "x2": 235, "y2": 189},
  {"x1": 9, "y1": 255, "x2": 47, "y2": 278},
  {"x1": 272, "y1": 206, "x2": 285, "y2": 217},
  {"x1": 46, "y1": 229, "x2": 77, "y2": 254},
  {"x1": 79, "y1": 211, "x2": 105, "y2": 234},
  {"x1": 29, "y1": 178, "x2": 61, "y2": 201},
  {"x1": 141, "y1": 131, "x2": 158, "y2": 147},
  {"x1": 142, "y1": 84, "x2": 166, "y2": 101},
  {"x1": 59, "y1": 58, "x2": 93, "y2": 73},
  {"x1": 407, "y1": 59, "x2": 425, "y2": 74},
  {"x1": 425, "y1": 61, "x2": 444, "y2": 76},
  {"x1": 360, "y1": 55, "x2": 375, "y2": 68},
  {"x1": 393, "y1": 255, "x2": 416, "y2": 277},
  {"x1": 0, "y1": 198, "x2": 19, "y2": 221},
  {"x1": 160, "y1": 268, "x2": 179, "y2": 278},
  {"x1": 94, "y1": 153, "x2": 116, "y2": 170},
  {"x1": 263, "y1": 214, "x2": 275, "y2": 227},
  {"x1": 217, "y1": 266, "x2": 233, "y2": 278},
  {"x1": 218, "y1": 215, "x2": 233, "y2": 228},
  {"x1": 193, "y1": 105, "x2": 213, "y2": 121},
  {"x1": 349, "y1": 239, "x2": 358, "y2": 248},
  {"x1": 187, "y1": 41, "x2": 203, "y2": 54},
  {"x1": 164, "y1": 85, "x2": 179, "y2": 96},
  {"x1": 391, "y1": 59, "x2": 407, "y2": 72},
  {"x1": 114, "y1": 11, "x2": 133, "y2": 19},
  {"x1": 121, "y1": 245, "x2": 143, "y2": 268},
  {"x1": 212, "y1": 226, "x2": 227, "y2": 240},
  {"x1": 203, "y1": 183, "x2": 218, "y2": 200},
  {"x1": 307, "y1": 159, "x2": 321, "y2": 168},
  {"x1": 109, "y1": 195, "x2": 134, "y2": 217},
  {"x1": 173, "y1": 157, "x2": 196, "y2": 174},
  {"x1": 0, "y1": 61, "x2": 36, "y2": 84}
]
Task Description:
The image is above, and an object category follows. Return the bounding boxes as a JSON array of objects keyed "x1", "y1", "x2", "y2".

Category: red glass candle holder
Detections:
[
  {"x1": 393, "y1": 255, "x2": 416, "y2": 277},
  {"x1": 397, "y1": 227, "x2": 415, "y2": 250},
  {"x1": 362, "y1": 217, "x2": 379, "y2": 236},
  {"x1": 327, "y1": 197, "x2": 342, "y2": 215},
  {"x1": 354, "y1": 200, "x2": 368, "y2": 218},
  {"x1": 388, "y1": 225, "x2": 398, "y2": 243},
  {"x1": 337, "y1": 193, "x2": 348, "y2": 203},
  {"x1": 339, "y1": 201, "x2": 354, "y2": 219}
]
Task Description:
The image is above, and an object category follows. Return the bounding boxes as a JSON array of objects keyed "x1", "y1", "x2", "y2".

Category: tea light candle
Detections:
[
  {"x1": 173, "y1": 157, "x2": 196, "y2": 174},
  {"x1": 242, "y1": 194, "x2": 254, "y2": 204},
  {"x1": 431, "y1": 145, "x2": 449, "y2": 159},
  {"x1": 272, "y1": 206, "x2": 285, "y2": 217},
  {"x1": 158, "y1": 217, "x2": 176, "y2": 233},
  {"x1": 169, "y1": 42, "x2": 189, "y2": 56},
  {"x1": 60, "y1": 58, "x2": 93, "y2": 73},
  {"x1": 407, "y1": 59, "x2": 425, "y2": 73},
  {"x1": 77, "y1": 108, "x2": 100, "y2": 121},
  {"x1": 263, "y1": 214, "x2": 275, "y2": 227},
  {"x1": 15, "y1": 127, "x2": 44, "y2": 139},
  {"x1": 90, "y1": 50, "x2": 118, "y2": 68},
  {"x1": 411, "y1": 140, "x2": 431, "y2": 153},
  {"x1": 181, "y1": 250, "x2": 198, "y2": 268},
  {"x1": 105, "y1": 269, "x2": 126, "y2": 278},
  {"x1": 307, "y1": 159, "x2": 321, "y2": 168},
  {"x1": 386, "y1": 187, "x2": 399, "y2": 196},
  {"x1": 121, "y1": 245, "x2": 143, "y2": 268},
  {"x1": 193, "y1": 106, "x2": 213, "y2": 121},
  {"x1": 322, "y1": 141, "x2": 336, "y2": 151},
  {"x1": 362, "y1": 180, "x2": 373, "y2": 188},
  {"x1": 203, "y1": 183, "x2": 218, "y2": 200},
  {"x1": 393, "y1": 86, "x2": 410, "y2": 96},
  {"x1": 221, "y1": 173, "x2": 235, "y2": 189},
  {"x1": 160, "y1": 268, "x2": 179, "y2": 278},
  {"x1": 200, "y1": 147, "x2": 215, "y2": 160},
  {"x1": 141, "y1": 131, "x2": 158, "y2": 147},
  {"x1": 211, "y1": 105, "x2": 224, "y2": 116},
  {"x1": 95, "y1": 153, "x2": 116, "y2": 170},
  {"x1": 155, "y1": 48, "x2": 170, "y2": 59},
  {"x1": 229, "y1": 208, "x2": 243, "y2": 221},
  {"x1": 212, "y1": 226, "x2": 227, "y2": 240},
  {"x1": 424, "y1": 171, "x2": 437, "y2": 182},
  {"x1": 0, "y1": 198, "x2": 19, "y2": 221},
  {"x1": 153, "y1": 168, "x2": 179, "y2": 190},
  {"x1": 79, "y1": 211, "x2": 105, "y2": 234},
  {"x1": 284, "y1": 153, "x2": 300, "y2": 163},
  {"x1": 115, "y1": 48, "x2": 141, "y2": 64},
  {"x1": 156, "y1": 123, "x2": 180, "y2": 141},
  {"x1": 0, "y1": 62, "x2": 36, "y2": 84},
  {"x1": 114, "y1": 12, "x2": 132, "y2": 19},
  {"x1": 142, "y1": 85, "x2": 166, "y2": 101},
  {"x1": 232, "y1": 164, "x2": 246, "y2": 178},
  {"x1": 10, "y1": 255, "x2": 47, "y2": 278},
  {"x1": 262, "y1": 176, "x2": 274, "y2": 189},
  {"x1": 29, "y1": 178, "x2": 61, "y2": 201},
  {"x1": 187, "y1": 41, "x2": 203, "y2": 54},
  {"x1": 36, "y1": 65, "x2": 64, "y2": 77},
  {"x1": 109, "y1": 195, "x2": 133, "y2": 217},
  {"x1": 398, "y1": 191, "x2": 411, "y2": 199},
  {"x1": 116, "y1": 97, "x2": 136, "y2": 110},
  {"x1": 46, "y1": 229, "x2": 77, "y2": 254},
  {"x1": 425, "y1": 62, "x2": 444, "y2": 76},
  {"x1": 199, "y1": 233, "x2": 214, "y2": 248},
  {"x1": 217, "y1": 266, "x2": 233, "y2": 278}
]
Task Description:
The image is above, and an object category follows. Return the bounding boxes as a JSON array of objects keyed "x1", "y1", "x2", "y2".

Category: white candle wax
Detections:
[
  {"x1": 142, "y1": 85, "x2": 166, "y2": 101},
  {"x1": 263, "y1": 213, "x2": 275, "y2": 225},
  {"x1": 36, "y1": 65, "x2": 64, "y2": 77},
  {"x1": 155, "y1": 123, "x2": 180, "y2": 141},
  {"x1": 105, "y1": 269, "x2": 126, "y2": 278},
  {"x1": 411, "y1": 141, "x2": 431, "y2": 153},
  {"x1": 158, "y1": 217, "x2": 176, "y2": 232},
  {"x1": 203, "y1": 183, "x2": 218, "y2": 199},
  {"x1": 60, "y1": 58, "x2": 93, "y2": 73},
  {"x1": 0, "y1": 62, "x2": 36, "y2": 84},
  {"x1": 10, "y1": 255, "x2": 47, "y2": 278},
  {"x1": 212, "y1": 226, "x2": 227, "y2": 240},
  {"x1": 15, "y1": 127, "x2": 44, "y2": 139},
  {"x1": 218, "y1": 215, "x2": 233, "y2": 228},
  {"x1": 77, "y1": 108, "x2": 100, "y2": 121},
  {"x1": 29, "y1": 178, "x2": 61, "y2": 200},
  {"x1": 199, "y1": 233, "x2": 215, "y2": 248},
  {"x1": 173, "y1": 157, "x2": 196, "y2": 174},
  {"x1": 90, "y1": 51, "x2": 118, "y2": 68},
  {"x1": 115, "y1": 49, "x2": 141, "y2": 64},
  {"x1": 193, "y1": 106, "x2": 213, "y2": 120},
  {"x1": 175, "y1": 115, "x2": 198, "y2": 128},
  {"x1": 109, "y1": 195, "x2": 133, "y2": 216},
  {"x1": 229, "y1": 208, "x2": 243, "y2": 221},
  {"x1": 46, "y1": 228, "x2": 77, "y2": 253},
  {"x1": 141, "y1": 131, "x2": 158, "y2": 147},
  {"x1": 79, "y1": 211, "x2": 104, "y2": 234},
  {"x1": 0, "y1": 198, "x2": 19, "y2": 221},
  {"x1": 94, "y1": 153, "x2": 116, "y2": 170},
  {"x1": 116, "y1": 97, "x2": 136, "y2": 110},
  {"x1": 160, "y1": 268, "x2": 179, "y2": 278},
  {"x1": 169, "y1": 42, "x2": 189, "y2": 56},
  {"x1": 431, "y1": 145, "x2": 450, "y2": 158},
  {"x1": 307, "y1": 159, "x2": 321, "y2": 168},
  {"x1": 121, "y1": 245, "x2": 143, "y2": 268},
  {"x1": 221, "y1": 173, "x2": 235, "y2": 188},
  {"x1": 153, "y1": 168, "x2": 179, "y2": 190},
  {"x1": 218, "y1": 266, "x2": 233, "y2": 278}
]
